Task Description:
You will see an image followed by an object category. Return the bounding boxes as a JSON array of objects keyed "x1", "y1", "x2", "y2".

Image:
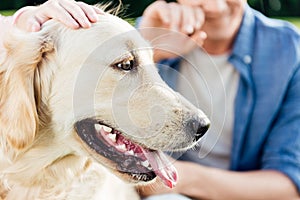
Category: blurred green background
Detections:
[{"x1": 1, "y1": 0, "x2": 300, "y2": 28}]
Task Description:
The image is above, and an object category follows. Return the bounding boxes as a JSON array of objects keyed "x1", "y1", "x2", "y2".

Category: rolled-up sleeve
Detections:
[{"x1": 262, "y1": 65, "x2": 300, "y2": 193}]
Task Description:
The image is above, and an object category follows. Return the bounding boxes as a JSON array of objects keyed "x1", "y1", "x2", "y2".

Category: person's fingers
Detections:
[
  {"x1": 143, "y1": 1, "x2": 171, "y2": 25},
  {"x1": 38, "y1": 0, "x2": 102, "y2": 29},
  {"x1": 57, "y1": 0, "x2": 91, "y2": 28},
  {"x1": 180, "y1": 5, "x2": 196, "y2": 35},
  {"x1": 27, "y1": 18, "x2": 41, "y2": 32},
  {"x1": 13, "y1": 0, "x2": 102, "y2": 31},
  {"x1": 190, "y1": 30, "x2": 207, "y2": 47},
  {"x1": 168, "y1": 2, "x2": 184, "y2": 31},
  {"x1": 76, "y1": 1, "x2": 103, "y2": 23},
  {"x1": 37, "y1": 0, "x2": 82, "y2": 28},
  {"x1": 159, "y1": 3, "x2": 204, "y2": 35},
  {"x1": 194, "y1": 7, "x2": 205, "y2": 30}
]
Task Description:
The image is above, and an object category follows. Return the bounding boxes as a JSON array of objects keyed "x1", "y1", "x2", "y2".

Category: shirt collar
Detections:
[{"x1": 230, "y1": 4, "x2": 256, "y2": 65}]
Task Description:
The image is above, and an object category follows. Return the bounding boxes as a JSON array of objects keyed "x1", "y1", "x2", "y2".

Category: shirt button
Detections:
[{"x1": 243, "y1": 55, "x2": 252, "y2": 64}]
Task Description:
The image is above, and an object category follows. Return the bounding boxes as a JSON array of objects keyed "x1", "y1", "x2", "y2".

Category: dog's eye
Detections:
[{"x1": 114, "y1": 59, "x2": 135, "y2": 71}]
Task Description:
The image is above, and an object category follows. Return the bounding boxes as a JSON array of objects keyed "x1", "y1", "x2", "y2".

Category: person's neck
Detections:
[{"x1": 202, "y1": 39, "x2": 233, "y2": 55}]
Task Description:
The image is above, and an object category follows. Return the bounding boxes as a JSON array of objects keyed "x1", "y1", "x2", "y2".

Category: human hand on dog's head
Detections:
[{"x1": 13, "y1": 0, "x2": 103, "y2": 32}]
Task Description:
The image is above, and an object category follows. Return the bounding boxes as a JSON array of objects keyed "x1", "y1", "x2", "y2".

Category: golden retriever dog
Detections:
[{"x1": 0, "y1": 8, "x2": 210, "y2": 200}]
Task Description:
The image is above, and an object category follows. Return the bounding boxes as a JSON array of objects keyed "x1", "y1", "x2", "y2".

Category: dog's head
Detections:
[{"x1": 0, "y1": 12, "x2": 209, "y2": 188}]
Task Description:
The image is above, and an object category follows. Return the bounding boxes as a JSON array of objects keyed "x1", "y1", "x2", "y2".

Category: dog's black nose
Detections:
[{"x1": 186, "y1": 118, "x2": 210, "y2": 142}]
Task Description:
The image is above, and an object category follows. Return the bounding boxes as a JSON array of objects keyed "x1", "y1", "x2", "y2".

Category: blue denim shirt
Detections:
[{"x1": 157, "y1": 5, "x2": 300, "y2": 192}]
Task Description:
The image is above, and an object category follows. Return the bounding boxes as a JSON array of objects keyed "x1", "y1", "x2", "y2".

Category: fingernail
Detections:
[
  {"x1": 185, "y1": 25, "x2": 194, "y2": 34},
  {"x1": 199, "y1": 31, "x2": 207, "y2": 39},
  {"x1": 71, "y1": 20, "x2": 80, "y2": 29},
  {"x1": 85, "y1": 21, "x2": 92, "y2": 28},
  {"x1": 92, "y1": 14, "x2": 99, "y2": 22}
]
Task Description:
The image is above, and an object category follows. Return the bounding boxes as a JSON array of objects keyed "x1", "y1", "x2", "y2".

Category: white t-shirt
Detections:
[{"x1": 177, "y1": 48, "x2": 239, "y2": 169}]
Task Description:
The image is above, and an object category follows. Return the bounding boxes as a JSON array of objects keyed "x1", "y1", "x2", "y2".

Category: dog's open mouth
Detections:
[{"x1": 74, "y1": 118, "x2": 177, "y2": 188}]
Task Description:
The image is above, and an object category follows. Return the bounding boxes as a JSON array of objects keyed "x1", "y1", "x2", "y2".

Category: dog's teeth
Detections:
[
  {"x1": 103, "y1": 125, "x2": 112, "y2": 133},
  {"x1": 107, "y1": 133, "x2": 116, "y2": 142},
  {"x1": 94, "y1": 124, "x2": 103, "y2": 132},
  {"x1": 141, "y1": 174, "x2": 149, "y2": 181},
  {"x1": 116, "y1": 144, "x2": 127, "y2": 151},
  {"x1": 141, "y1": 160, "x2": 150, "y2": 168}
]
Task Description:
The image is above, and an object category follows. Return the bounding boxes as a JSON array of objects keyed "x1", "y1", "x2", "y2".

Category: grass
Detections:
[
  {"x1": 277, "y1": 17, "x2": 300, "y2": 29},
  {"x1": 0, "y1": 10, "x2": 15, "y2": 16}
]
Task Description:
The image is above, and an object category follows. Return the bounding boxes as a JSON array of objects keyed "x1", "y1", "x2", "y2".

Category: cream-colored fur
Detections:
[{"x1": 0, "y1": 10, "x2": 209, "y2": 200}]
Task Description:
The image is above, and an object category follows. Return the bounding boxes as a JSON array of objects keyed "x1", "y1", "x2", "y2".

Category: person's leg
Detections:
[{"x1": 143, "y1": 194, "x2": 192, "y2": 200}]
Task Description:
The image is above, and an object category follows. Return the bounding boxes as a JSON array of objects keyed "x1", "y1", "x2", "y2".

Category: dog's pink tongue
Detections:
[{"x1": 143, "y1": 150, "x2": 178, "y2": 188}]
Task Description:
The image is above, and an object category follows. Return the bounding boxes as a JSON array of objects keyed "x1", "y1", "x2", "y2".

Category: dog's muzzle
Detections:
[{"x1": 74, "y1": 118, "x2": 178, "y2": 188}]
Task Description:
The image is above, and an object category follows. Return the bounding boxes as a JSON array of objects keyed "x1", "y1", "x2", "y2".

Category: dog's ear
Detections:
[{"x1": 0, "y1": 30, "x2": 54, "y2": 150}]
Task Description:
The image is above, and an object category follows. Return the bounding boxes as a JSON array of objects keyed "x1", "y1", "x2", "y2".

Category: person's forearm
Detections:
[{"x1": 177, "y1": 162, "x2": 299, "y2": 200}]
